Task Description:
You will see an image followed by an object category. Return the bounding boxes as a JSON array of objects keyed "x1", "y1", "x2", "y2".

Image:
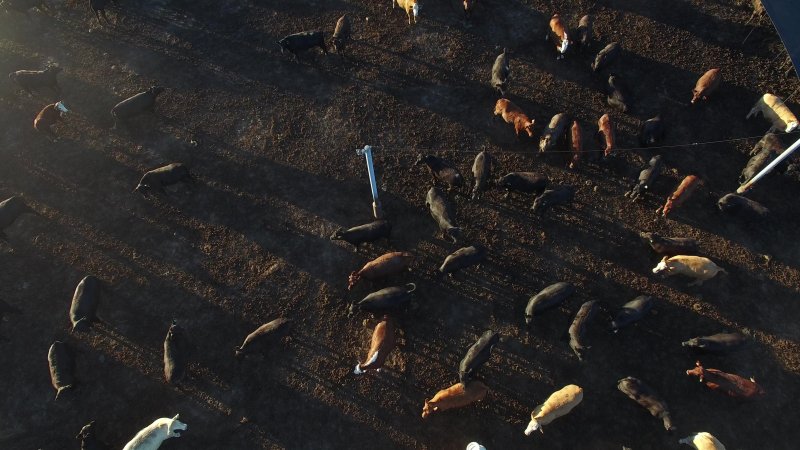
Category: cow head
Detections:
[
  {"x1": 786, "y1": 121, "x2": 798, "y2": 133},
  {"x1": 652, "y1": 256, "x2": 671, "y2": 274},
  {"x1": 691, "y1": 88, "x2": 702, "y2": 104},
  {"x1": 55, "y1": 101, "x2": 69, "y2": 115},
  {"x1": 524, "y1": 418, "x2": 542, "y2": 435},
  {"x1": 76, "y1": 421, "x2": 96, "y2": 440},
  {"x1": 524, "y1": 120, "x2": 535, "y2": 137},
  {"x1": 167, "y1": 414, "x2": 187, "y2": 438},
  {"x1": 421, "y1": 399, "x2": 437, "y2": 418},
  {"x1": 329, "y1": 228, "x2": 344, "y2": 241},
  {"x1": 686, "y1": 361, "x2": 705, "y2": 382}
]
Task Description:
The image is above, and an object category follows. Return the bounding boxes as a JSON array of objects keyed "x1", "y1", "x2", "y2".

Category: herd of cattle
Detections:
[{"x1": 1, "y1": 1, "x2": 797, "y2": 449}]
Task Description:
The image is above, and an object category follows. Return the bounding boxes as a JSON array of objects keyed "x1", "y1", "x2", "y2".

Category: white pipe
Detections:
[
  {"x1": 738, "y1": 136, "x2": 800, "y2": 193},
  {"x1": 356, "y1": 145, "x2": 384, "y2": 219}
]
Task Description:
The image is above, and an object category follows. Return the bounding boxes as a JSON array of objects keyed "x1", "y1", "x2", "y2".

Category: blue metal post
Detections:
[{"x1": 356, "y1": 145, "x2": 384, "y2": 219}]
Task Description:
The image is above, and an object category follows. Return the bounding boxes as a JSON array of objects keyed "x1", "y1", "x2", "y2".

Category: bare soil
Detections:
[{"x1": 2, "y1": 1, "x2": 800, "y2": 449}]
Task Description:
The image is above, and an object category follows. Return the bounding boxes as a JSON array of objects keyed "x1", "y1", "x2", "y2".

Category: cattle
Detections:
[
  {"x1": 463, "y1": 0, "x2": 477, "y2": 18},
  {"x1": 235, "y1": 318, "x2": 292, "y2": 358},
  {"x1": 660, "y1": 175, "x2": 702, "y2": 217},
  {"x1": 691, "y1": 69, "x2": 722, "y2": 104},
  {"x1": 1, "y1": 0, "x2": 49, "y2": 19},
  {"x1": 617, "y1": 377, "x2": 676, "y2": 432},
  {"x1": 331, "y1": 15, "x2": 351, "y2": 54},
  {"x1": 682, "y1": 332, "x2": 746, "y2": 353},
  {"x1": 576, "y1": 15, "x2": 592, "y2": 48},
  {"x1": 494, "y1": 98, "x2": 535, "y2": 138},
  {"x1": 421, "y1": 380, "x2": 488, "y2": 418},
  {"x1": 491, "y1": 48, "x2": 510, "y2": 97},
  {"x1": 750, "y1": 132, "x2": 784, "y2": 156},
  {"x1": 164, "y1": 320, "x2": 189, "y2": 384},
  {"x1": 569, "y1": 300, "x2": 597, "y2": 360},
  {"x1": 34, "y1": 101, "x2": 69, "y2": 140},
  {"x1": 122, "y1": 415, "x2": 187, "y2": 450},
  {"x1": 330, "y1": 220, "x2": 391, "y2": 249},
  {"x1": 548, "y1": 14, "x2": 570, "y2": 58},
  {"x1": 69, "y1": 276, "x2": 101, "y2": 332},
  {"x1": 112, "y1": 86, "x2": 164, "y2": 128},
  {"x1": 740, "y1": 147, "x2": 775, "y2": 184},
  {"x1": 532, "y1": 185, "x2": 575, "y2": 213},
  {"x1": 746, "y1": 93, "x2": 798, "y2": 132},
  {"x1": 348, "y1": 252, "x2": 414, "y2": 290},
  {"x1": 652, "y1": 255, "x2": 726, "y2": 287},
  {"x1": 394, "y1": 0, "x2": 420, "y2": 25},
  {"x1": 414, "y1": 154, "x2": 464, "y2": 191},
  {"x1": 717, "y1": 193, "x2": 770, "y2": 221},
  {"x1": 277, "y1": 31, "x2": 327, "y2": 62},
  {"x1": 471, "y1": 150, "x2": 493, "y2": 200},
  {"x1": 627, "y1": 155, "x2": 663, "y2": 201},
  {"x1": 459, "y1": 330, "x2": 500, "y2": 383},
  {"x1": 497, "y1": 172, "x2": 548, "y2": 198},
  {"x1": 592, "y1": 42, "x2": 620, "y2": 72},
  {"x1": 134, "y1": 163, "x2": 194, "y2": 197},
  {"x1": 76, "y1": 421, "x2": 101, "y2": 450},
  {"x1": 524, "y1": 385, "x2": 583, "y2": 435},
  {"x1": 686, "y1": 361, "x2": 765, "y2": 399},
  {"x1": 48, "y1": 340, "x2": 75, "y2": 400},
  {"x1": 640, "y1": 232, "x2": 699, "y2": 256},
  {"x1": 539, "y1": 113, "x2": 569, "y2": 153},
  {"x1": 90, "y1": 0, "x2": 116, "y2": 26},
  {"x1": 354, "y1": 316, "x2": 396, "y2": 374},
  {"x1": 611, "y1": 296, "x2": 653, "y2": 332},
  {"x1": 679, "y1": 432, "x2": 727, "y2": 450},
  {"x1": 440, "y1": 245, "x2": 486, "y2": 276},
  {"x1": 0, "y1": 196, "x2": 38, "y2": 241},
  {"x1": 426, "y1": 187, "x2": 461, "y2": 243},
  {"x1": 607, "y1": 74, "x2": 630, "y2": 113},
  {"x1": 525, "y1": 282, "x2": 575, "y2": 326},
  {"x1": 348, "y1": 284, "x2": 416, "y2": 316},
  {"x1": 597, "y1": 113, "x2": 615, "y2": 156},
  {"x1": 569, "y1": 120, "x2": 582, "y2": 169},
  {"x1": 9, "y1": 66, "x2": 61, "y2": 95},
  {"x1": 639, "y1": 115, "x2": 664, "y2": 147}
]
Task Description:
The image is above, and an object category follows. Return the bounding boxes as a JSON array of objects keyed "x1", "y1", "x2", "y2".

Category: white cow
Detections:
[{"x1": 123, "y1": 414, "x2": 187, "y2": 450}]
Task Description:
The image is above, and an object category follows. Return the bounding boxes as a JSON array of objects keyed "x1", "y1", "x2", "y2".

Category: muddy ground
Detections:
[{"x1": 2, "y1": 1, "x2": 800, "y2": 449}]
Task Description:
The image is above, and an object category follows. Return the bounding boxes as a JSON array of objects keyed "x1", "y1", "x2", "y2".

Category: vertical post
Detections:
[
  {"x1": 737, "y1": 136, "x2": 800, "y2": 193},
  {"x1": 356, "y1": 145, "x2": 384, "y2": 219}
]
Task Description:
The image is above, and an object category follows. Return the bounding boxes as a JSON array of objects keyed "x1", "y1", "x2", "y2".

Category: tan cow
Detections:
[
  {"x1": 598, "y1": 113, "x2": 614, "y2": 156},
  {"x1": 660, "y1": 175, "x2": 702, "y2": 217},
  {"x1": 394, "y1": 0, "x2": 420, "y2": 25},
  {"x1": 421, "y1": 381, "x2": 488, "y2": 418},
  {"x1": 746, "y1": 93, "x2": 798, "y2": 132},
  {"x1": 353, "y1": 317, "x2": 397, "y2": 375},
  {"x1": 494, "y1": 98, "x2": 535, "y2": 138},
  {"x1": 679, "y1": 432, "x2": 727, "y2": 450},
  {"x1": 524, "y1": 384, "x2": 583, "y2": 435},
  {"x1": 652, "y1": 255, "x2": 726, "y2": 286},
  {"x1": 691, "y1": 69, "x2": 721, "y2": 104}
]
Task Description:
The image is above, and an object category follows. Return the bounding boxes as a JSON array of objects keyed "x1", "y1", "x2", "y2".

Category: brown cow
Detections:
[
  {"x1": 494, "y1": 98, "x2": 535, "y2": 138},
  {"x1": 569, "y1": 120, "x2": 582, "y2": 169},
  {"x1": 33, "y1": 101, "x2": 69, "y2": 140},
  {"x1": 686, "y1": 361, "x2": 764, "y2": 399},
  {"x1": 548, "y1": 14, "x2": 569, "y2": 58},
  {"x1": 422, "y1": 381, "x2": 488, "y2": 418},
  {"x1": 691, "y1": 68, "x2": 721, "y2": 104},
  {"x1": 659, "y1": 175, "x2": 702, "y2": 217},
  {"x1": 354, "y1": 317, "x2": 397, "y2": 375},
  {"x1": 598, "y1": 114, "x2": 614, "y2": 156},
  {"x1": 349, "y1": 252, "x2": 414, "y2": 290}
]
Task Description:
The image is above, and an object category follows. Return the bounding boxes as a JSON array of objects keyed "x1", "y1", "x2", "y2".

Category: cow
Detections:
[
  {"x1": 691, "y1": 69, "x2": 721, "y2": 104},
  {"x1": 9, "y1": 66, "x2": 62, "y2": 95},
  {"x1": 440, "y1": 245, "x2": 487, "y2": 276},
  {"x1": 235, "y1": 318, "x2": 292, "y2": 358},
  {"x1": 34, "y1": 101, "x2": 69, "y2": 140},
  {"x1": 617, "y1": 377, "x2": 676, "y2": 432},
  {"x1": 491, "y1": 48, "x2": 510, "y2": 97},
  {"x1": 539, "y1": 113, "x2": 569, "y2": 153},
  {"x1": 569, "y1": 120, "x2": 582, "y2": 169},
  {"x1": 659, "y1": 175, "x2": 702, "y2": 217},
  {"x1": 652, "y1": 255, "x2": 726, "y2": 287},
  {"x1": 422, "y1": 381, "x2": 488, "y2": 418},
  {"x1": 122, "y1": 415, "x2": 187, "y2": 450},
  {"x1": 330, "y1": 220, "x2": 391, "y2": 249},
  {"x1": 497, "y1": 172, "x2": 548, "y2": 198},
  {"x1": 532, "y1": 185, "x2": 575, "y2": 213},
  {"x1": 426, "y1": 187, "x2": 461, "y2": 243},
  {"x1": 348, "y1": 252, "x2": 414, "y2": 290},
  {"x1": 597, "y1": 113, "x2": 615, "y2": 156},
  {"x1": 525, "y1": 282, "x2": 575, "y2": 326},
  {"x1": 134, "y1": 163, "x2": 193, "y2": 197},
  {"x1": 459, "y1": 330, "x2": 499, "y2": 383},
  {"x1": 69, "y1": 276, "x2": 101, "y2": 332},
  {"x1": 592, "y1": 42, "x2": 620, "y2": 72},
  {"x1": 414, "y1": 154, "x2": 464, "y2": 191},
  {"x1": 640, "y1": 232, "x2": 699, "y2": 256},
  {"x1": 746, "y1": 93, "x2": 798, "y2": 133},
  {"x1": 48, "y1": 340, "x2": 75, "y2": 400},
  {"x1": 0, "y1": 196, "x2": 38, "y2": 241},
  {"x1": 463, "y1": 0, "x2": 477, "y2": 19},
  {"x1": 277, "y1": 31, "x2": 327, "y2": 62},
  {"x1": 682, "y1": 332, "x2": 746, "y2": 353},
  {"x1": 686, "y1": 361, "x2": 765, "y2": 399},
  {"x1": 76, "y1": 421, "x2": 102, "y2": 450},
  {"x1": 524, "y1": 385, "x2": 583, "y2": 435},
  {"x1": 627, "y1": 155, "x2": 663, "y2": 201},
  {"x1": 331, "y1": 15, "x2": 351, "y2": 54},
  {"x1": 394, "y1": 0, "x2": 420, "y2": 25},
  {"x1": 607, "y1": 74, "x2": 629, "y2": 112},
  {"x1": 611, "y1": 296, "x2": 653, "y2": 332},
  {"x1": 717, "y1": 193, "x2": 770, "y2": 222},
  {"x1": 548, "y1": 14, "x2": 570, "y2": 58},
  {"x1": 575, "y1": 15, "x2": 592, "y2": 48},
  {"x1": 112, "y1": 86, "x2": 164, "y2": 129},
  {"x1": 679, "y1": 432, "x2": 727, "y2": 450},
  {"x1": 349, "y1": 284, "x2": 416, "y2": 316},
  {"x1": 639, "y1": 115, "x2": 664, "y2": 147},
  {"x1": 471, "y1": 150, "x2": 493, "y2": 200},
  {"x1": 494, "y1": 98, "x2": 535, "y2": 138},
  {"x1": 164, "y1": 320, "x2": 189, "y2": 384},
  {"x1": 569, "y1": 300, "x2": 597, "y2": 360},
  {"x1": 354, "y1": 316, "x2": 396, "y2": 374}
]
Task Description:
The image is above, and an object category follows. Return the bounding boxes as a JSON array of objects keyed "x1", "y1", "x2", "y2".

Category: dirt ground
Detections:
[{"x1": 2, "y1": 1, "x2": 800, "y2": 449}]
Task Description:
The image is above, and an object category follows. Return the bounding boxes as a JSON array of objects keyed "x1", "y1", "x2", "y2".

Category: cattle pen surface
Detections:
[{"x1": 2, "y1": 1, "x2": 800, "y2": 449}]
